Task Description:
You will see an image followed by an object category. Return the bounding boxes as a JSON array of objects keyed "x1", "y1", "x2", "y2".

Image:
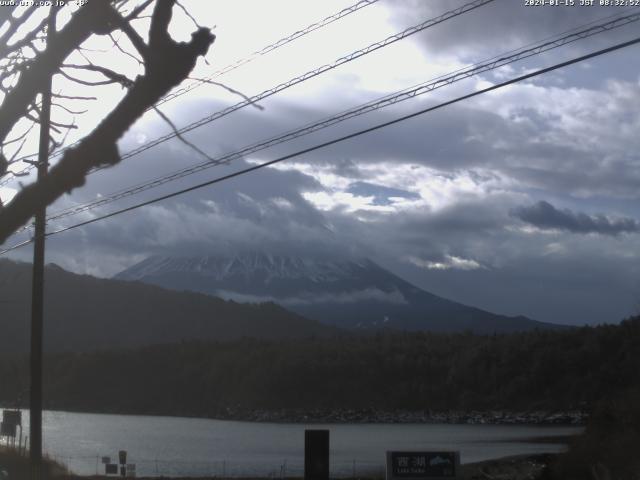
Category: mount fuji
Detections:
[{"x1": 115, "y1": 252, "x2": 561, "y2": 334}]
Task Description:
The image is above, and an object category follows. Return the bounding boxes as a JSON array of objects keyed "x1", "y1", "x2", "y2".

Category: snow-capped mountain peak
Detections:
[
  {"x1": 117, "y1": 252, "x2": 374, "y2": 285},
  {"x1": 115, "y1": 251, "x2": 559, "y2": 334}
]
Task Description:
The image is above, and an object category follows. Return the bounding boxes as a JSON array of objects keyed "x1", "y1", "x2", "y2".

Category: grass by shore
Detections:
[
  {"x1": 0, "y1": 447, "x2": 557, "y2": 480},
  {"x1": 0, "y1": 447, "x2": 69, "y2": 479}
]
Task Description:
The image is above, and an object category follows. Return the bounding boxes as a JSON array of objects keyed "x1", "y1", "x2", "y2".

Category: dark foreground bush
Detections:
[
  {"x1": 0, "y1": 448, "x2": 69, "y2": 480},
  {"x1": 550, "y1": 388, "x2": 640, "y2": 480}
]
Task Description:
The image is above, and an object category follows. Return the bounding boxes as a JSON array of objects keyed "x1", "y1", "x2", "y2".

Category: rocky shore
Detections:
[{"x1": 215, "y1": 407, "x2": 587, "y2": 425}]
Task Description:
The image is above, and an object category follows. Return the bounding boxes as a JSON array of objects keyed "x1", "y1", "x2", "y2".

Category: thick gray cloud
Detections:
[
  {"x1": 4, "y1": 1, "x2": 640, "y2": 328},
  {"x1": 387, "y1": 0, "x2": 640, "y2": 65},
  {"x1": 11, "y1": 83, "x2": 636, "y2": 326},
  {"x1": 8, "y1": 146, "x2": 640, "y2": 326},
  {"x1": 511, "y1": 200, "x2": 640, "y2": 236},
  {"x1": 388, "y1": 250, "x2": 640, "y2": 326},
  {"x1": 159, "y1": 76, "x2": 640, "y2": 201},
  {"x1": 346, "y1": 181, "x2": 420, "y2": 205},
  {"x1": 79, "y1": 53, "x2": 638, "y2": 211}
]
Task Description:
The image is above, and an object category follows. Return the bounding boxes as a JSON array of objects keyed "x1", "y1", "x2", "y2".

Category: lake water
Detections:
[{"x1": 14, "y1": 410, "x2": 582, "y2": 477}]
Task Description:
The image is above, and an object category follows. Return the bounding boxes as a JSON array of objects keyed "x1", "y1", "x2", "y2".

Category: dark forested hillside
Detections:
[
  {"x1": 0, "y1": 259, "x2": 338, "y2": 354},
  {"x1": 0, "y1": 317, "x2": 637, "y2": 416}
]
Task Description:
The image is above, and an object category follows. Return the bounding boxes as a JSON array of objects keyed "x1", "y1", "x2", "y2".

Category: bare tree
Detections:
[{"x1": 0, "y1": 0, "x2": 215, "y2": 243}]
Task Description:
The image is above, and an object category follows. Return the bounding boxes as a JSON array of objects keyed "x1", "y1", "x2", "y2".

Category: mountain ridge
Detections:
[
  {"x1": 0, "y1": 258, "x2": 339, "y2": 354},
  {"x1": 115, "y1": 252, "x2": 564, "y2": 333}
]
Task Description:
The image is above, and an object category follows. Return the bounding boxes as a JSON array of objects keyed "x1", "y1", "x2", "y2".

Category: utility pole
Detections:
[{"x1": 30, "y1": 6, "x2": 56, "y2": 479}]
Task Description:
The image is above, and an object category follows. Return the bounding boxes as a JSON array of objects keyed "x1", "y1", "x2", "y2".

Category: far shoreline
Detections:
[{"x1": 4, "y1": 405, "x2": 588, "y2": 426}]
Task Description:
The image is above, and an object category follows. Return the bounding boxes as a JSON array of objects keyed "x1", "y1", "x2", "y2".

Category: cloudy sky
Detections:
[{"x1": 2, "y1": 0, "x2": 640, "y2": 326}]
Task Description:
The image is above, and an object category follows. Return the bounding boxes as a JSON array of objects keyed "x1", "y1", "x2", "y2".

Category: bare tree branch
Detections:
[
  {"x1": 27, "y1": 103, "x2": 78, "y2": 132},
  {"x1": 1, "y1": 121, "x2": 37, "y2": 148},
  {"x1": 152, "y1": 106, "x2": 214, "y2": 161},
  {"x1": 0, "y1": 154, "x2": 7, "y2": 178},
  {"x1": 52, "y1": 103, "x2": 88, "y2": 115},
  {"x1": 7, "y1": 138, "x2": 28, "y2": 164},
  {"x1": 116, "y1": 18, "x2": 149, "y2": 62},
  {"x1": 108, "y1": 32, "x2": 145, "y2": 65},
  {"x1": 0, "y1": 5, "x2": 38, "y2": 51},
  {"x1": 52, "y1": 121, "x2": 75, "y2": 154},
  {"x1": 57, "y1": 68, "x2": 116, "y2": 87},
  {"x1": 149, "y1": 0, "x2": 174, "y2": 48},
  {"x1": 62, "y1": 64, "x2": 135, "y2": 87},
  {"x1": 0, "y1": 1, "x2": 121, "y2": 146},
  {"x1": 52, "y1": 93, "x2": 97, "y2": 101},
  {"x1": 0, "y1": 13, "x2": 50, "y2": 58},
  {"x1": 176, "y1": 1, "x2": 201, "y2": 29},
  {"x1": 125, "y1": 0, "x2": 155, "y2": 20},
  {"x1": 0, "y1": 2, "x2": 215, "y2": 241},
  {"x1": 189, "y1": 77, "x2": 265, "y2": 110}
]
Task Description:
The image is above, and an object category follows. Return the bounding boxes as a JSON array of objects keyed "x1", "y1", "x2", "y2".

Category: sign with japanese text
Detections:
[{"x1": 386, "y1": 451, "x2": 459, "y2": 479}]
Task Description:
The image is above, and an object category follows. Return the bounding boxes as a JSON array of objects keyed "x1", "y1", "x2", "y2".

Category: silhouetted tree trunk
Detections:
[{"x1": 0, "y1": 0, "x2": 215, "y2": 243}]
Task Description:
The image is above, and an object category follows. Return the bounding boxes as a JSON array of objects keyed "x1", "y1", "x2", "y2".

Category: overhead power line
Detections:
[
  {"x1": 42, "y1": 11, "x2": 640, "y2": 224},
  {"x1": 116, "y1": 0, "x2": 495, "y2": 161},
  {"x1": 0, "y1": 237, "x2": 32, "y2": 255},
  {"x1": 2, "y1": 34, "x2": 638, "y2": 257},
  {"x1": 155, "y1": 0, "x2": 381, "y2": 108},
  {"x1": 0, "y1": 0, "x2": 381, "y2": 185},
  {"x1": 0, "y1": 0, "x2": 494, "y2": 187}
]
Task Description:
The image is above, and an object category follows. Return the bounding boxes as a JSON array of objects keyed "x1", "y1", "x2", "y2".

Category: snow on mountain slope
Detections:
[
  {"x1": 115, "y1": 252, "x2": 563, "y2": 333},
  {"x1": 118, "y1": 253, "x2": 376, "y2": 285}
]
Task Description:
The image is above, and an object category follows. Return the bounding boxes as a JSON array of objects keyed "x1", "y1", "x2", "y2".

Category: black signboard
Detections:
[
  {"x1": 387, "y1": 451, "x2": 458, "y2": 479},
  {"x1": 0, "y1": 422, "x2": 16, "y2": 438},
  {"x1": 305, "y1": 429, "x2": 329, "y2": 480},
  {"x1": 2, "y1": 410, "x2": 21, "y2": 426},
  {"x1": 118, "y1": 450, "x2": 127, "y2": 465},
  {"x1": 105, "y1": 464, "x2": 118, "y2": 475}
]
